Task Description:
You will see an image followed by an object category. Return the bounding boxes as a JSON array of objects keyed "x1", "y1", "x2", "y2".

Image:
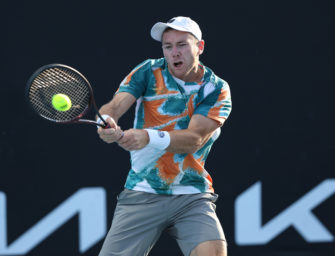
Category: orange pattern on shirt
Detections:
[
  {"x1": 187, "y1": 94, "x2": 196, "y2": 117},
  {"x1": 182, "y1": 154, "x2": 204, "y2": 174},
  {"x1": 124, "y1": 66, "x2": 141, "y2": 85},
  {"x1": 207, "y1": 88, "x2": 229, "y2": 124},
  {"x1": 206, "y1": 173, "x2": 213, "y2": 191},
  {"x1": 155, "y1": 152, "x2": 180, "y2": 184},
  {"x1": 162, "y1": 121, "x2": 176, "y2": 131},
  {"x1": 143, "y1": 99, "x2": 188, "y2": 128},
  {"x1": 153, "y1": 68, "x2": 179, "y2": 95}
]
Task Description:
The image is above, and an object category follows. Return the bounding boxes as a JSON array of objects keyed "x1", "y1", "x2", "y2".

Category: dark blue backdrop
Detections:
[{"x1": 1, "y1": 1, "x2": 334, "y2": 255}]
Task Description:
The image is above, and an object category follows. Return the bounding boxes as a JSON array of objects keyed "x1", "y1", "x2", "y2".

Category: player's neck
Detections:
[{"x1": 170, "y1": 63, "x2": 204, "y2": 83}]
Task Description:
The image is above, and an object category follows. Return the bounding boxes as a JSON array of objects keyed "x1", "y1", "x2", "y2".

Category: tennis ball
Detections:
[{"x1": 52, "y1": 94, "x2": 72, "y2": 111}]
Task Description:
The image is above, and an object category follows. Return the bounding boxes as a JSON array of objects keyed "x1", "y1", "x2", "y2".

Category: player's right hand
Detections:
[{"x1": 97, "y1": 116, "x2": 124, "y2": 144}]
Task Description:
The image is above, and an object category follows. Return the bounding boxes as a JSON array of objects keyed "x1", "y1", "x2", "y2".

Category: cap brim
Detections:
[{"x1": 150, "y1": 22, "x2": 192, "y2": 42}]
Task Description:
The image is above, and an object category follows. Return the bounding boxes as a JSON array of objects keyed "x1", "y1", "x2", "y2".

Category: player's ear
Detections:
[{"x1": 198, "y1": 40, "x2": 205, "y2": 55}]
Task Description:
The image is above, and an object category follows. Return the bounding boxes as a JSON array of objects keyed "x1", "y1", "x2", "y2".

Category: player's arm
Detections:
[
  {"x1": 98, "y1": 92, "x2": 136, "y2": 123},
  {"x1": 97, "y1": 92, "x2": 136, "y2": 144},
  {"x1": 117, "y1": 114, "x2": 220, "y2": 153},
  {"x1": 166, "y1": 82, "x2": 231, "y2": 153},
  {"x1": 166, "y1": 114, "x2": 220, "y2": 154}
]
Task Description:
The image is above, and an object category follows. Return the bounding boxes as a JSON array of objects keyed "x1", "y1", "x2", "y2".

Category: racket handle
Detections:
[
  {"x1": 96, "y1": 114, "x2": 111, "y2": 128},
  {"x1": 103, "y1": 123, "x2": 111, "y2": 129}
]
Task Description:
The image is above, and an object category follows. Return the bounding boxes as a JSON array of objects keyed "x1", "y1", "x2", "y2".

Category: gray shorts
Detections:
[{"x1": 98, "y1": 189, "x2": 226, "y2": 256}]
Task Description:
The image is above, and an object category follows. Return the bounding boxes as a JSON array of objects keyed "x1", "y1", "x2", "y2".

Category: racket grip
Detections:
[
  {"x1": 103, "y1": 123, "x2": 111, "y2": 129},
  {"x1": 96, "y1": 114, "x2": 111, "y2": 129}
]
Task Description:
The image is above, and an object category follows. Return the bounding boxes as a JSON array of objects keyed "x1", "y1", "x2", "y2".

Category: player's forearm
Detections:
[
  {"x1": 145, "y1": 115, "x2": 218, "y2": 154},
  {"x1": 166, "y1": 130, "x2": 208, "y2": 154},
  {"x1": 99, "y1": 102, "x2": 122, "y2": 123},
  {"x1": 165, "y1": 115, "x2": 218, "y2": 154},
  {"x1": 99, "y1": 92, "x2": 136, "y2": 123}
]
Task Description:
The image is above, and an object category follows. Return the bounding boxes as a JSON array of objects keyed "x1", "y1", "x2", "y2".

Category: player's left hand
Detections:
[{"x1": 117, "y1": 129, "x2": 149, "y2": 151}]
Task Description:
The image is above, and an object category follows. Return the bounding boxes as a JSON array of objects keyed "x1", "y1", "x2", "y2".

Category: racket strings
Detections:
[{"x1": 28, "y1": 67, "x2": 91, "y2": 122}]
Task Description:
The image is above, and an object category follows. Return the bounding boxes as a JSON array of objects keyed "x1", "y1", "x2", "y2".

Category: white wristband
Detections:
[
  {"x1": 145, "y1": 129, "x2": 170, "y2": 150},
  {"x1": 96, "y1": 114, "x2": 111, "y2": 128}
]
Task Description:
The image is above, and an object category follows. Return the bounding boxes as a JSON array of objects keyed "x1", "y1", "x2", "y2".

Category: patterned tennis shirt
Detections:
[{"x1": 116, "y1": 58, "x2": 232, "y2": 195}]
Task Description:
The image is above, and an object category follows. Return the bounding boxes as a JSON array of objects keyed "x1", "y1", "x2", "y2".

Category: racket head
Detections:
[{"x1": 26, "y1": 64, "x2": 94, "y2": 124}]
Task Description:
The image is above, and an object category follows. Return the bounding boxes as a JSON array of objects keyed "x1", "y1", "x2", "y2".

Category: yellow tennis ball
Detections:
[{"x1": 52, "y1": 94, "x2": 72, "y2": 111}]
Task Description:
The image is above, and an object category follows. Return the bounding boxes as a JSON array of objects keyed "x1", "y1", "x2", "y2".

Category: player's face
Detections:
[{"x1": 162, "y1": 29, "x2": 204, "y2": 82}]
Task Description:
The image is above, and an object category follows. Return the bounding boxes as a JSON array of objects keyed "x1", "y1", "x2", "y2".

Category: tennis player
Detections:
[{"x1": 97, "y1": 16, "x2": 232, "y2": 256}]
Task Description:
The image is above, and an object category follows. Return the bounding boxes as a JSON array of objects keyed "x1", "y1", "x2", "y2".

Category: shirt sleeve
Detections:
[
  {"x1": 194, "y1": 81, "x2": 232, "y2": 126},
  {"x1": 115, "y1": 60, "x2": 151, "y2": 99}
]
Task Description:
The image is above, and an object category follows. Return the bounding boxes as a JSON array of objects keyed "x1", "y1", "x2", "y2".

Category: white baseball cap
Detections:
[{"x1": 150, "y1": 16, "x2": 202, "y2": 42}]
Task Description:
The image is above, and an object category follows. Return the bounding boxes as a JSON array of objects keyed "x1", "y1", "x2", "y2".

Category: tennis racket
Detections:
[{"x1": 26, "y1": 63, "x2": 110, "y2": 128}]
